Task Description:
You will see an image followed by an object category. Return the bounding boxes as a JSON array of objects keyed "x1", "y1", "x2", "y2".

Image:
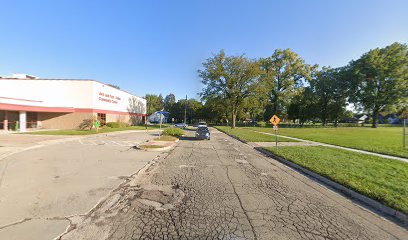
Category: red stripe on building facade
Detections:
[{"x1": 0, "y1": 103, "x2": 146, "y2": 116}]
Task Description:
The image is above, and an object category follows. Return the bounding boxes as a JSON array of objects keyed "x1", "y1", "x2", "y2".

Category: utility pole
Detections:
[{"x1": 184, "y1": 95, "x2": 187, "y2": 125}]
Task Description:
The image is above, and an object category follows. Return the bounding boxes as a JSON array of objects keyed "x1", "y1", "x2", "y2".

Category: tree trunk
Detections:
[
  {"x1": 232, "y1": 112, "x2": 236, "y2": 128},
  {"x1": 372, "y1": 108, "x2": 379, "y2": 128}
]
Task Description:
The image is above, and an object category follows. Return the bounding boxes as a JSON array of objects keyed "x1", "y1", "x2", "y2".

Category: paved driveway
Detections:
[
  {"x1": 0, "y1": 131, "x2": 161, "y2": 240},
  {"x1": 60, "y1": 128, "x2": 408, "y2": 239},
  {"x1": 0, "y1": 134, "x2": 73, "y2": 160}
]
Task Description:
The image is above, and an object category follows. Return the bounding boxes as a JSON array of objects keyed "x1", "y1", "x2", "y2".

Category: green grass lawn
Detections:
[
  {"x1": 215, "y1": 126, "x2": 296, "y2": 142},
  {"x1": 25, "y1": 125, "x2": 163, "y2": 135},
  {"x1": 264, "y1": 146, "x2": 408, "y2": 214},
  {"x1": 247, "y1": 127, "x2": 408, "y2": 158}
]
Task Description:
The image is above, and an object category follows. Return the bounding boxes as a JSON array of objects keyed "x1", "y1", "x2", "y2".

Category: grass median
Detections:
[
  {"x1": 25, "y1": 125, "x2": 163, "y2": 135},
  {"x1": 247, "y1": 126, "x2": 408, "y2": 158},
  {"x1": 215, "y1": 126, "x2": 296, "y2": 142},
  {"x1": 264, "y1": 146, "x2": 408, "y2": 214}
]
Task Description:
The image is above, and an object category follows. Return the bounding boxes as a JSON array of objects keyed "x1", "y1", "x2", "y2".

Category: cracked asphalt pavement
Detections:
[{"x1": 59, "y1": 128, "x2": 408, "y2": 240}]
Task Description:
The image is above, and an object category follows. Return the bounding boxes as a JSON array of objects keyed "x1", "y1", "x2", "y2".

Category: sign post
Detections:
[
  {"x1": 159, "y1": 113, "x2": 162, "y2": 139},
  {"x1": 269, "y1": 115, "x2": 281, "y2": 149},
  {"x1": 94, "y1": 120, "x2": 101, "y2": 133},
  {"x1": 156, "y1": 111, "x2": 169, "y2": 140}
]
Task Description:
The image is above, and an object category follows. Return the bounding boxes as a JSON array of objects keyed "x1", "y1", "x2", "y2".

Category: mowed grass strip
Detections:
[
  {"x1": 264, "y1": 146, "x2": 408, "y2": 214},
  {"x1": 25, "y1": 125, "x2": 163, "y2": 135},
  {"x1": 247, "y1": 127, "x2": 408, "y2": 158},
  {"x1": 215, "y1": 126, "x2": 296, "y2": 142}
]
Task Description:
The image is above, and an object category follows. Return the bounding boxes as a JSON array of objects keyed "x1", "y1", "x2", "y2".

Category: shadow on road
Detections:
[{"x1": 179, "y1": 136, "x2": 199, "y2": 141}]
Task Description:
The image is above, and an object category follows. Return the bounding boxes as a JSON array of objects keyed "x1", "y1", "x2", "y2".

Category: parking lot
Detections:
[{"x1": 0, "y1": 131, "x2": 161, "y2": 240}]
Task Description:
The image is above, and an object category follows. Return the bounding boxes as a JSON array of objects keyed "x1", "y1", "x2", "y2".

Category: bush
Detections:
[
  {"x1": 106, "y1": 122, "x2": 120, "y2": 128},
  {"x1": 106, "y1": 122, "x2": 128, "y2": 128},
  {"x1": 79, "y1": 118, "x2": 94, "y2": 130},
  {"x1": 162, "y1": 127, "x2": 184, "y2": 137},
  {"x1": 256, "y1": 121, "x2": 267, "y2": 127}
]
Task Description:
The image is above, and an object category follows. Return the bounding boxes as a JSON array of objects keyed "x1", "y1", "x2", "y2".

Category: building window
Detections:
[{"x1": 97, "y1": 113, "x2": 106, "y2": 125}]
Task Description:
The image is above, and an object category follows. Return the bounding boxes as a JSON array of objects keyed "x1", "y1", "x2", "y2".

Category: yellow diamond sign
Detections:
[{"x1": 270, "y1": 115, "x2": 280, "y2": 126}]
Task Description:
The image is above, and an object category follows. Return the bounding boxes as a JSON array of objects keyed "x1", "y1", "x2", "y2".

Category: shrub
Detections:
[
  {"x1": 106, "y1": 122, "x2": 128, "y2": 128},
  {"x1": 79, "y1": 117, "x2": 95, "y2": 130},
  {"x1": 257, "y1": 121, "x2": 267, "y2": 127},
  {"x1": 162, "y1": 127, "x2": 184, "y2": 137},
  {"x1": 106, "y1": 122, "x2": 120, "y2": 128}
]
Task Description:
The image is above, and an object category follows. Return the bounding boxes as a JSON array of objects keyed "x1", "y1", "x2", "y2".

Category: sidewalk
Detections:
[
  {"x1": 0, "y1": 134, "x2": 79, "y2": 161},
  {"x1": 252, "y1": 130, "x2": 408, "y2": 163}
]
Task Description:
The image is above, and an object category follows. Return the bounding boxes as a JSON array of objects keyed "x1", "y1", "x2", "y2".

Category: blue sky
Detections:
[{"x1": 0, "y1": 0, "x2": 407, "y2": 100}]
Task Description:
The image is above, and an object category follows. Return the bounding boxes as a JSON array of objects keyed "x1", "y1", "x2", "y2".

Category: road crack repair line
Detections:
[
  {"x1": 226, "y1": 166, "x2": 258, "y2": 240},
  {"x1": 213, "y1": 142, "x2": 258, "y2": 240}
]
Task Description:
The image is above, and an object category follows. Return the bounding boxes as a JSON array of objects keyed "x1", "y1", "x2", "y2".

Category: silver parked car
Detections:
[
  {"x1": 197, "y1": 121, "x2": 207, "y2": 128},
  {"x1": 196, "y1": 126, "x2": 210, "y2": 140},
  {"x1": 174, "y1": 123, "x2": 188, "y2": 129}
]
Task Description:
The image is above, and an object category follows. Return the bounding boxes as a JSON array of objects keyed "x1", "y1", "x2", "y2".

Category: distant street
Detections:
[
  {"x1": 0, "y1": 131, "x2": 161, "y2": 240},
  {"x1": 60, "y1": 128, "x2": 408, "y2": 240}
]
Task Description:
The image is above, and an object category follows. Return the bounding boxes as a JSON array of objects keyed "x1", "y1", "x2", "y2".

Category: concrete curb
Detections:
[
  {"x1": 138, "y1": 139, "x2": 179, "y2": 152},
  {"x1": 215, "y1": 127, "x2": 408, "y2": 226}
]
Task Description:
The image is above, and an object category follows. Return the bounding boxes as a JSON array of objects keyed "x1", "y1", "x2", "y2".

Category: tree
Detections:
[
  {"x1": 186, "y1": 99, "x2": 203, "y2": 123},
  {"x1": 350, "y1": 42, "x2": 408, "y2": 128},
  {"x1": 287, "y1": 87, "x2": 319, "y2": 125},
  {"x1": 199, "y1": 50, "x2": 260, "y2": 128},
  {"x1": 202, "y1": 96, "x2": 229, "y2": 124},
  {"x1": 242, "y1": 94, "x2": 267, "y2": 122},
  {"x1": 157, "y1": 94, "x2": 164, "y2": 110},
  {"x1": 164, "y1": 93, "x2": 176, "y2": 111},
  {"x1": 170, "y1": 98, "x2": 203, "y2": 123},
  {"x1": 259, "y1": 49, "x2": 316, "y2": 116},
  {"x1": 310, "y1": 67, "x2": 348, "y2": 126},
  {"x1": 145, "y1": 94, "x2": 163, "y2": 115}
]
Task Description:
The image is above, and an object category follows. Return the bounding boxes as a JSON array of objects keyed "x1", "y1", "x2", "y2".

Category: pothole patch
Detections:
[{"x1": 135, "y1": 187, "x2": 185, "y2": 211}]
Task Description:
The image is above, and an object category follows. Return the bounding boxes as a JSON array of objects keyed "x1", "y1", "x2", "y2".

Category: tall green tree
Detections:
[
  {"x1": 311, "y1": 67, "x2": 348, "y2": 126},
  {"x1": 164, "y1": 93, "x2": 176, "y2": 111},
  {"x1": 199, "y1": 50, "x2": 260, "y2": 128},
  {"x1": 287, "y1": 87, "x2": 319, "y2": 125},
  {"x1": 157, "y1": 94, "x2": 164, "y2": 110},
  {"x1": 259, "y1": 49, "x2": 316, "y2": 116},
  {"x1": 170, "y1": 98, "x2": 203, "y2": 123},
  {"x1": 202, "y1": 96, "x2": 229, "y2": 124},
  {"x1": 242, "y1": 94, "x2": 267, "y2": 121},
  {"x1": 350, "y1": 42, "x2": 408, "y2": 128},
  {"x1": 145, "y1": 94, "x2": 163, "y2": 115}
]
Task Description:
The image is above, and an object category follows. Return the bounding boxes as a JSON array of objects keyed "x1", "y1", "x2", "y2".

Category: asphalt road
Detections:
[
  {"x1": 60, "y1": 128, "x2": 408, "y2": 240},
  {"x1": 0, "y1": 131, "x2": 161, "y2": 240}
]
